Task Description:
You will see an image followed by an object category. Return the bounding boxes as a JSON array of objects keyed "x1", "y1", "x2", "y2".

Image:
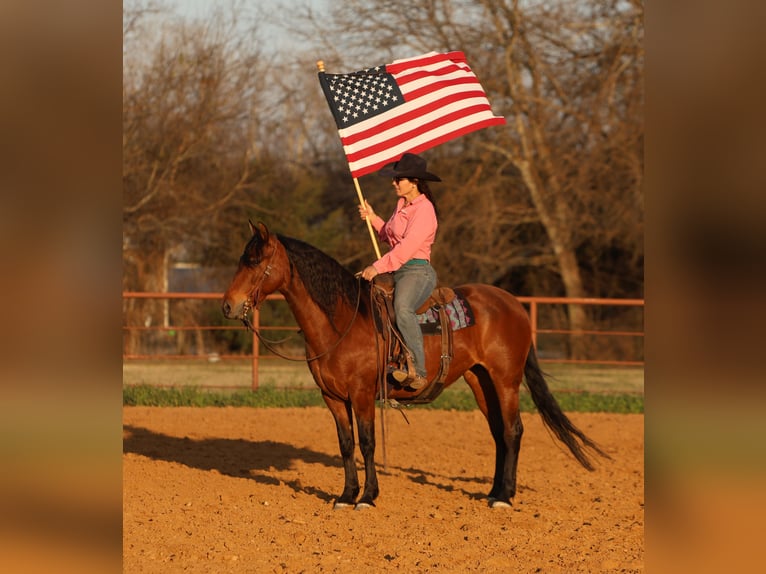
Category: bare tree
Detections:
[
  {"x1": 122, "y1": 2, "x2": 372, "y2": 353},
  {"x1": 122, "y1": 1, "x2": 643, "y2": 360},
  {"x1": 286, "y1": 0, "x2": 643, "y2": 356},
  {"x1": 122, "y1": 5, "x2": 273, "y2": 349},
  {"x1": 475, "y1": 0, "x2": 643, "y2": 353}
]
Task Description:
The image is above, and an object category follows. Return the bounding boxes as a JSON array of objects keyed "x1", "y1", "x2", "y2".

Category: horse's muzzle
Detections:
[{"x1": 222, "y1": 299, "x2": 244, "y2": 319}]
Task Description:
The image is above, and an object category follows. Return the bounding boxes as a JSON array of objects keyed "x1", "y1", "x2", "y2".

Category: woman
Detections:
[{"x1": 359, "y1": 152, "x2": 440, "y2": 390}]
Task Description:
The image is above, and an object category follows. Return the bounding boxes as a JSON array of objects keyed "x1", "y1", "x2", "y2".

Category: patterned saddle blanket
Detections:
[{"x1": 417, "y1": 288, "x2": 475, "y2": 335}]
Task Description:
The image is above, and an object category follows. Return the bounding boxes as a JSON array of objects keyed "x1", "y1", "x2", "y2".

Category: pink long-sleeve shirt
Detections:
[{"x1": 370, "y1": 194, "x2": 438, "y2": 274}]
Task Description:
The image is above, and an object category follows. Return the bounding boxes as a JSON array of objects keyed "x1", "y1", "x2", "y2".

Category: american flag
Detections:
[{"x1": 318, "y1": 51, "x2": 506, "y2": 178}]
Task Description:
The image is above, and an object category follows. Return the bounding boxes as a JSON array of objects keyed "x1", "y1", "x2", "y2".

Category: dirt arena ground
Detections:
[{"x1": 123, "y1": 407, "x2": 643, "y2": 573}]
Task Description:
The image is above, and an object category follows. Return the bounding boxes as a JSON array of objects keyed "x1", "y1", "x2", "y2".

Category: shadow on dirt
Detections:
[
  {"x1": 123, "y1": 424, "x2": 343, "y2": 501},
  {"x1": 123, "y1": 424, "x2": 500, "y2": 503}
]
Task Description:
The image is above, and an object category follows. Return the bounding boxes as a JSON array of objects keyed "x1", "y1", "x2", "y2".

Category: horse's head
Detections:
[{"x1": 222, "y1": 220, "x2": 284, "y2": 324}]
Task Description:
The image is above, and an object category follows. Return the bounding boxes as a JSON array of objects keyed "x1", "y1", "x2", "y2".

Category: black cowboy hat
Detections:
[{"x1": 378, "y1": 152, "x2": 442, "y2": 182}]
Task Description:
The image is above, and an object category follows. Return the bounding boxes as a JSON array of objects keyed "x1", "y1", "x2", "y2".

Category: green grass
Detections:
[
  {"x1": 123, "y1": 359, "x2": 643, "y2": 413},
  {"x1": 426, "y1": 385, "x2": 643, "y2": 413},
  {"x1": 123, "y1": 384, "x2": 325, "y2": 408},
  {"x1": 123, "y1": 360, "x2": 643, "y2": 393},
  {"x1": 123, "y1": 383, "x2": 643, "y2": 413}
]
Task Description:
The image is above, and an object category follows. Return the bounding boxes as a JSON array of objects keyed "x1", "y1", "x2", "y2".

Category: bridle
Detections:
[
  {"x1": 239, "y1": 242, "x2": 363, "y2": 362},
  {"x1": 241, "y1": 262, "x2": 273, "y2": 325}
]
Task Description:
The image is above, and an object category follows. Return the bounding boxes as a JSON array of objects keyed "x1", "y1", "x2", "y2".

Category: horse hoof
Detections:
[
  {"x1": 333, "y1": 501, "x2": 354, "y2": 510},
  {"x1": 354, "y1": 502, "x2": 375, "y2": 511},
  {"x1": 488, "y1": 497, "x2": 512, "y2": 509}
]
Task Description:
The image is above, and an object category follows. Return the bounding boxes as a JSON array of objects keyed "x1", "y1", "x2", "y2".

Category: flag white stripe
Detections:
[
  {"x1": 346, "y1": 110, "x2": 501, "y2": 173},
  {"x1": 392, "y1": 62, "x2": 479, "y2": 92},
  {"x1": 339, "y1": 95, "x2": 496, "y2": 154}
]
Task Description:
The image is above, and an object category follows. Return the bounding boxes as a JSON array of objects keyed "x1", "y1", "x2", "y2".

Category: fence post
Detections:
[
  {"x1": 251, "y1": 308, "x2": 260, "y2": 391},
  {"x1": 530, "y1": 301, "x2": 538, "y2": 349}
]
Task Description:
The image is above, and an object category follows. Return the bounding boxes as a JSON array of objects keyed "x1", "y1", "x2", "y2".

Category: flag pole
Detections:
[
  {"x1": 317, "y1": 60, "x2": 382, "y2": 260},
  {"x1": 353, "y1": 177, "x2": 382, "y2": 259}
]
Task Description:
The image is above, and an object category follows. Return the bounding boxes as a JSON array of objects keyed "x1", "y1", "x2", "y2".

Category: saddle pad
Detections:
[{"x1": 417, "y1": 289, "x2": 475, "y2": 335}]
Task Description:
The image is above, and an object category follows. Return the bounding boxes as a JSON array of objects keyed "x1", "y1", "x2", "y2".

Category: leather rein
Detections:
[{"x1": 239, "y1": 247, "x2": 363, "y2": 363}]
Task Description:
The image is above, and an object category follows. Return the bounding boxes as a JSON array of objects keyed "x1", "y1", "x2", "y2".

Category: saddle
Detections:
[{"x1": 370, "y1": 273, "x2": 454, "y2": 403}]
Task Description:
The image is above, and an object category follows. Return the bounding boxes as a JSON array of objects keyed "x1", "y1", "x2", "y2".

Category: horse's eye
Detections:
[{"x1": 240, "y1": 253, "x2": 259, "y2": 267}]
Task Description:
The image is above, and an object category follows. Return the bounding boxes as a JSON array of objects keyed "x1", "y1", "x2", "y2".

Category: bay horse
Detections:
[{"x1": 222, "y1": 221, "x2": 608, "y2": 509}]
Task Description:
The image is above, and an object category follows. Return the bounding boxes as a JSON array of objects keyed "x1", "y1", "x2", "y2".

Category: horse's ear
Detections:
[
  {"x1": 247, "y1": 219, "x2": 270, "y2": 240},
  {"x1": 257, "y1": 221, "x2": 270, "y2": 242}
]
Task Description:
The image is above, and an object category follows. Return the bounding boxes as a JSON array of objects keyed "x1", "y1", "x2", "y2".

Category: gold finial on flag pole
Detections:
[{"x1": 316, "y1": 60, "x2": 325, "y2": 72}]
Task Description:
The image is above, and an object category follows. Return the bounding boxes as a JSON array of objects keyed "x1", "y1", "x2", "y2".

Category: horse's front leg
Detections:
[
  {"x1": 353, "y1": 399, "x2": 379, "y2": 509},
  {"x1": 323, "y1": 395, "x2": 359, "y2": 508}
]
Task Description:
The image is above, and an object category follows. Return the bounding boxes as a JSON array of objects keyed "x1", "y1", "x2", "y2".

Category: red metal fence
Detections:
[{"x1": 123, "y1": 292, "x2": 644, "y2": 390}]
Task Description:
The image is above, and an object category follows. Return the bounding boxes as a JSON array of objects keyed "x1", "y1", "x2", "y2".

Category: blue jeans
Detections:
[{"x1": 393, "y1": 262, "x2": 437, "y2": 377}]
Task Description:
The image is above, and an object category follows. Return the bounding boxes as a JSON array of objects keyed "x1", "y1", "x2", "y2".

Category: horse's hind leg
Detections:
[
  {"x1": 464, "y1": 366, "x2": 524, "y2": 507},
  {"x1": 495, "y1": 412, "x2": 523, "y2": 506},
  {"x1": 322, "y1": 395, "x2": 360, "y2": 508}
]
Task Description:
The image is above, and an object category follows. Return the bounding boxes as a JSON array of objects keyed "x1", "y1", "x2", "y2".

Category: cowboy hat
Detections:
[{"x1": 378, "y1": 152, "x2": 442, "y2": 182}]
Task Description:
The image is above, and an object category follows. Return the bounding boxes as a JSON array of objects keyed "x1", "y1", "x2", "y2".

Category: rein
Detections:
[{"x1": 241, "y1": 273, "x2": 364, "y2": 363}]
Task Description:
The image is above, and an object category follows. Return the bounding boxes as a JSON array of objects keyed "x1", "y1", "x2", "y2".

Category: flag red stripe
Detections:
[
  {"x1": 339, "y1": 90, "x2": 494, "y2": 146},
  {"x1": 393, "y1": 64, "x2": 470, "y2": 88},
  {"x1": 342, "y1": 104, "x2": 501, "y2": 162},
  {"x1": 349, "y1": 118, "x2": 506, "y2": 177},
  {"x1": 385, "y1": 51, "x2": 467, "y2": 75},
  {"x1": 402, "y1": 76, "x2": 481, "y2": 101}
]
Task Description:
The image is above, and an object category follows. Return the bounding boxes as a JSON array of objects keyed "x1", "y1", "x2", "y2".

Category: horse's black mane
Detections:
[{"x1": 277, "y1": 235, "x2": 361, "y2": 329}]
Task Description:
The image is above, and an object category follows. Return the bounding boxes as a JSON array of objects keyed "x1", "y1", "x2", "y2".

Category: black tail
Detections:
[{"x1": 523, "y1": 345, "x2": 610, "y2": 470}]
